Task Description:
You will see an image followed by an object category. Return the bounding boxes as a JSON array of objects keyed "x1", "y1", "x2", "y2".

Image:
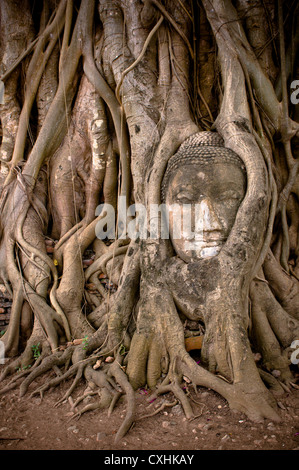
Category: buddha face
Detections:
[{"x1": 165, "y1": 162, "x2": 246, "y2": 262}]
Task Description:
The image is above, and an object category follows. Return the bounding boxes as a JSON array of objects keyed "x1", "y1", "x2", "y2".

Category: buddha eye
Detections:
[{"x1": 216, "y1": 190, "x2": 241, "y2": 202}]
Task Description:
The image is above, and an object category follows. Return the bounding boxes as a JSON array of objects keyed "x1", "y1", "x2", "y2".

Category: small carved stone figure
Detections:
[{"x1": 162, "y1": 132, "x2": 246, "y2": 262}]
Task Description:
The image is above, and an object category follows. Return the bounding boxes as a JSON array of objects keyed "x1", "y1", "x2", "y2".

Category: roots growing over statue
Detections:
[{"x1": 0, "y1": 0, "x2": 298, "y2": 442}]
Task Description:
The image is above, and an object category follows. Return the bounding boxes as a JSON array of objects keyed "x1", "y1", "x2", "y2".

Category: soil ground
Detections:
[{"x1": 0, "y1": 361, "x2": 299, "y2": 452}]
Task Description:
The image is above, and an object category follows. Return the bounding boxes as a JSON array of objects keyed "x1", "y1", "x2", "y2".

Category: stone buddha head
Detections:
[{"x1": 161, "y1": 132, "x2": 246, "y2": 263}]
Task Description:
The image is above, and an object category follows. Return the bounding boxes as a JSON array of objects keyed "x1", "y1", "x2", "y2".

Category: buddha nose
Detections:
[{"x1": 195, "y1": 198, "x2": 222, "y2": 233}]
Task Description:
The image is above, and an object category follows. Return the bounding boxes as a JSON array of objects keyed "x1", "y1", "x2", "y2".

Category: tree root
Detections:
[
  {"x1": 18, "y1": 348, "x2": 74, "y2": 397},
  {"x1": 258, "y1": 369, "x2": 285, "y2": 396},
  {"x1": 0, "y1": 355, "x2": 43, "y2": 395},
  {"x1": 152, "y1": 378, "x2": 194, "y2": 419},
  {"x1": 70, "y1": 401, "x2": 105, "y2": 421},
  {"x1": 108, "y1": 391, "x2": 123, "y2": 417},
  {"x1": 53, "y1": 360, "x2": 95, "y2": 408},
  {"x1": 71, "y1": 388, "x2": 100, "y2": 410},
  {"x1": 69, "y1": 388, "x2": 113, "y2": 421},
  {"x1": 29, "y1": 356, "x2": 95, "y2": 402},
  {"x1": 136, "y1": 399, "x2": 178, "y2": 421},
  {"x1": 110, "y1": 356, "x2": 136, "y2": 443}
]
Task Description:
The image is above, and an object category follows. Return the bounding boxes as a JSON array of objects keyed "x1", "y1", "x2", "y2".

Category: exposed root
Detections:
[
  {"x1": 71, "y1": 388, "x2": 99, "y2": 410},
  {"x1": 70, "y1": 401, "x2": 104, "y2": 421},
  {"x1": 108, "y1": 391, "x2": 123, "y2": 417},
  {"x1": 28, "y1": 356, "x2": 95, "y2": 402},
  {"x1": 136, "y1": 399, "x2": 178, "y2": 421},
  {"x1": 151, "y1": 375, "x2": 194, "y2": 419},
  {"x1": 69, "y1": 388, "x2": 113, "y2": 421},
  {"x1": 110, "y1": 355, "x2": 136, "y2": 443},
  {"x1": 19, "y1": 348, "x2": 74, "y2": 397},
  {"x1": 258, "y1": 369, "x2": 285, "y2": 396},
  {"x1": 0, "y1": 355, "x2": 43, "y2": 395},
  {"x1": 53, "y1": 359, "x2": 96, "y2": 407}
]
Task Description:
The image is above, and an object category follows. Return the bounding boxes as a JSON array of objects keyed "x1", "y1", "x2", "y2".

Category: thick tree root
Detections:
[{"x1": 109, "y1": 356, "x2": 136, "y2": 443}]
